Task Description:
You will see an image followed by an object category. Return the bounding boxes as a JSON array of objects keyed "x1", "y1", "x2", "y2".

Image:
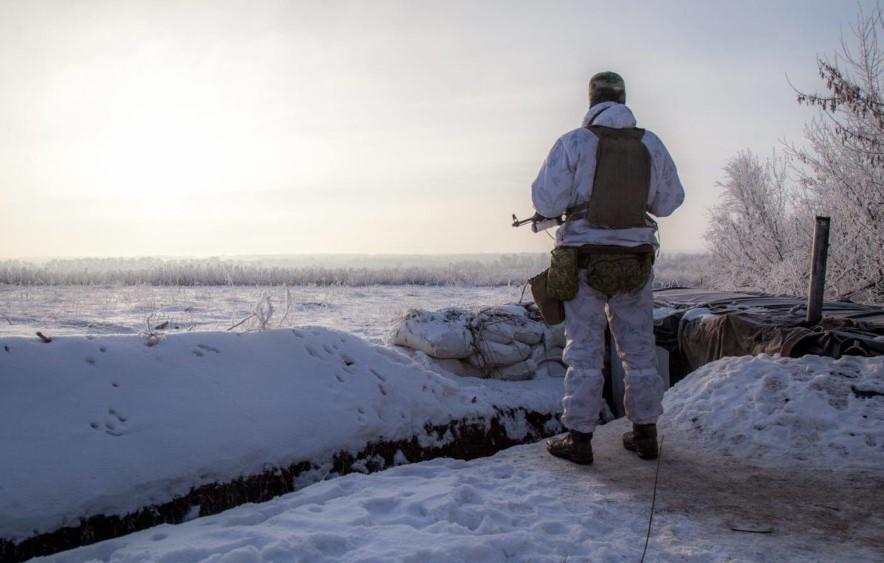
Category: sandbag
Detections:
[
  {"x1": 468, "y1": 339, "x2": 533, "y2": 368},
  {"x1": 474, "y1": 306, "x2": 545, "y2": 346},
  {"x1": 390, "y1": 308, "x2": 474, "y2": 359},
  {"x1": 493, "y1": 361, "x2": 536, "y2": 381},
  {"x1": 544, "y1": 326, "x2": 567, "y2": 351},
  {"x1": 390, "y1": 303, "x2": 563, "y2": 382}
]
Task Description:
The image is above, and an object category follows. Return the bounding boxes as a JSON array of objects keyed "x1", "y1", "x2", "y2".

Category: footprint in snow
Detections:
[
  {"x1": 99, "y1": 346, "x2": 107, "y2": 353},
  {"x1": 193, "y1": 349, "x2": 204, "y2": 357},
  {"x1": 339, "y1": 352, "x2": 356, "y2": 371},
  {"x1": 305, "y1": 344, "x2": 322, "y2": 359},
  {"x1": 103, "y1": 408, "x2": 129, "y2": 436},
  {"x1": 360, "y1": 496, "x2": 401, "y2": 515},
  {"x1": 369, "y1": 369, "x2": 387, "y2": 382},
  {"x1": 197, "y1": 344, "x2": 220, "y2": 353},
  {"x1": 85, "y1": 356, "x2": 96, "y2": 365}
]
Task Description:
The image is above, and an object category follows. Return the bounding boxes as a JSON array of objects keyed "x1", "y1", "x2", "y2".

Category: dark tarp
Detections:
[{"x1": 652, "y1": 289, "x2": 884, "y2": 379}]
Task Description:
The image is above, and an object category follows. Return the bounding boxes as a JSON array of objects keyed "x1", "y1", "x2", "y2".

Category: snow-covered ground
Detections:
[
  {"x1": 0, "y1": 285, "x2": 523, "y2": 342},
  {"x1": 3, "y1": 281, "x2": 882, "y2": 561},
  {"x1": 0, "y1": 326, "x2": 563, "y2": 546},
  {"x1": 665, "y1": 354, "x2": 884, "y2": 469},
  {"x1": 31, "y1": 354, "x2": 884, "y2": 562}
]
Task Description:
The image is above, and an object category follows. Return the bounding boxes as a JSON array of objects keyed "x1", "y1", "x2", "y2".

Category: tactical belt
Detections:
[{"x1": 576, "y1": 244, "x2": 655, "y2": 268}]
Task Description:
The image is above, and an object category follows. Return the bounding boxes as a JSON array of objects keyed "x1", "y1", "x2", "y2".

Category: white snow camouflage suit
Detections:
[{"x1": 531, "y1": 101, "x2": 685, "y2": 433}]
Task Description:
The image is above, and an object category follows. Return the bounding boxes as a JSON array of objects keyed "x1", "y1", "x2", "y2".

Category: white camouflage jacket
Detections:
[{"x1": 531, "y1": 102, "x2": 685, "y2": 248}]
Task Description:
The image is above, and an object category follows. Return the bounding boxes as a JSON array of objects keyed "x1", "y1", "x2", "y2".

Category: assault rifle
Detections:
[{"x1": 511, "y1": 212, "x2": 564, "y2": 233}]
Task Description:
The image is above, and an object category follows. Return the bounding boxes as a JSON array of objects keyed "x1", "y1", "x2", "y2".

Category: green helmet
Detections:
[{"x1": 589, "y1": 71, "x2": 626, "y2": 107}]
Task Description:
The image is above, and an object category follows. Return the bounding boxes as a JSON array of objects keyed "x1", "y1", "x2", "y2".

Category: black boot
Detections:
[
  {"x1": 622, "y1": 423, "x2": 658, "y2": 460},
  {"x1": 546, "y1": 430, "x2": 593, "y2": 465}
]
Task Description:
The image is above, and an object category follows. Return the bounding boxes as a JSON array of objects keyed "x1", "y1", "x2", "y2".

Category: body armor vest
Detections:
[{"x1": 568, "y1": 126, "x2": 651, "y2": 229}]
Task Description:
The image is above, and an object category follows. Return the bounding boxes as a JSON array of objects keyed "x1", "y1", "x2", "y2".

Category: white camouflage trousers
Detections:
[{"x1": 561, "y1": 270, "x2": 664, "y2": 433}]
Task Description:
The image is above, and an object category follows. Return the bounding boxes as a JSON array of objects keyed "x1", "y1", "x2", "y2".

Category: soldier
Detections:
[{"x1": 532, "y1": 72, "x2": 685, "y2": 464}]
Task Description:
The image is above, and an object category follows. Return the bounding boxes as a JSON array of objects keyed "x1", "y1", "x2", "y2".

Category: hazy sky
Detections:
[{"x1": 0, "y1": 0, "x2": 876, "y2": 258}]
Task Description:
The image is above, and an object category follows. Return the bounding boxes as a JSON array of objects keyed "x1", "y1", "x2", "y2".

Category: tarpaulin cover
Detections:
[{"x1": 652, "y1": 289, "x2": 884, "y2": 376}]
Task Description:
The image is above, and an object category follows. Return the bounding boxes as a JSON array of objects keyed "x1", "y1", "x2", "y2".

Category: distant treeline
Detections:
[
  {"x1": 0, "y1": 255, "x2": 548, "y2": 287},
  {"x1": 0, "y1": 253, "x2": 709, "y2": 288}
]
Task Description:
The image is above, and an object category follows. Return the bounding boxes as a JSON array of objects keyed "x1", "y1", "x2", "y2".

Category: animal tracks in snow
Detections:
[
  {"x1": 192, "y1": 343, "x2": 221, "y2": 357},
  {"x1": 304, "y1": 344, "x2": 323, "y2": 359},
  {"x1": 90, "y1": 407, "x2": 129, "y2": 436},
  {"x1": 298, "y1": 339, "x2": 396, "y2": 397}
]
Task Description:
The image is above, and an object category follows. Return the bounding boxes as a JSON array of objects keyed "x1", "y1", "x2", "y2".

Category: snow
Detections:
[
  {"x1": 31, "y1": 353, "x2": 884, "y2": 562},
  {"x1": 0, "y1": 285, "x2": 526, "y2": 342},
  {"x1": 663, "y1": 354, "x2": 884, "y2": 469},
  {"x1": 652, "y1": 305, "x2": 679, "y2": 320},
  {"x1": 38, "y1": 443, "x2": 670, "y2": 563},
  {"x1": 680, "y1": 306, "x2": 713, "y2": 322},
  {"x1": 0, "y1": 327, "x2": 563, "y2": 543}
]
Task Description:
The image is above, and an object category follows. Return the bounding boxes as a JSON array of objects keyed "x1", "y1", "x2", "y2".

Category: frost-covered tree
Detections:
[
  {"x1": 792, "y1": 7, "x2": 884, "y2": 301},
  {"x1": 706, "y1": 151, "x2": 804, "y2": 295},
  {"x1": 707, "y1": 7, "x2": 884, "y2": 303}
]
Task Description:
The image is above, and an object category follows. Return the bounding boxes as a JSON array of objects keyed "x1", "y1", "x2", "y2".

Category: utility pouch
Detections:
[
  {"x1": 547, "y1": 247, "x2": 580, "y2": 301},
  {"x1": 580, "y1": 246, "x2": 654, "y2": 295},
  {"x1": 529, "y1": 269, "x2": 565, "y2": 326}
]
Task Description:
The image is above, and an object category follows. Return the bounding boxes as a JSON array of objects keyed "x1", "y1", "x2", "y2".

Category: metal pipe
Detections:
[{"x1": 806, "y1": 216, "x2": 831, "y2": 324}]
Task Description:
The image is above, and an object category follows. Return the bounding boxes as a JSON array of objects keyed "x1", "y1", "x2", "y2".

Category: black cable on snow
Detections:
[{"x1": 640, "y1": 436, "x2": 664, "y2": 563}]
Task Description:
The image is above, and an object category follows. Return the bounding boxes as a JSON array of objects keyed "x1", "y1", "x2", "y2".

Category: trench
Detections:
[{"x1": 0, "y1": 407, "x2": 561, "y2": 563}]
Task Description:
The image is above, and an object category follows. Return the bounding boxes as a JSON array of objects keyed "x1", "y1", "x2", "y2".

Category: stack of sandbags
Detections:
[
  {"x1": 532, "y1": 320, "x2": 567, "y2": 379},
  {"x1": 390, "y1": 308, "x2": 474, "y2": 359},
  {"x1": 390, "y1": 303, "x2": 566, "y2": 380}
]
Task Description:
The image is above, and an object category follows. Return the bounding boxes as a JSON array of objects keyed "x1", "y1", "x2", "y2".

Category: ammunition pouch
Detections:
[
  {"x1": 529, "y1": 269, "x2": 565, "y2": 326},
  {"x1": 579, "y1": 244, "x2": 654, "y2": 295},
  {"x1": 530, "y1": 244, "x2": 654, "y2": 325},
  {"x1": 547, "y1": 247, "x2": 580, "y2": 302}
]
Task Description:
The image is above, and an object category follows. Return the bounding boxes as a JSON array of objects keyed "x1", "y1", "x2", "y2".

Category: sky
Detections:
[{"x1": 0, "y1": 0, "x2": 877, "y2": 258}]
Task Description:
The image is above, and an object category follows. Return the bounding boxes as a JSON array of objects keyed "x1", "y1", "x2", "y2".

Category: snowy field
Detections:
[
  {"x1": 33, "y1": 354, "x2": 884, "y2": 563},
  {"x1": 3, "y1": 275, "x2": 882, "y2": 562},
  {"x1": 0, "y1": 253, "x2": 709, "y2": 342},
  {"x1": 0, "y1": 285, "x2": 523, "y2": 342}
]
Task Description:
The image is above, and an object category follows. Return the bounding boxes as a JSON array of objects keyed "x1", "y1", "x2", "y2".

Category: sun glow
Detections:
[{"x1": 0, "y1": 1, "x2": 866, "y2": 258}]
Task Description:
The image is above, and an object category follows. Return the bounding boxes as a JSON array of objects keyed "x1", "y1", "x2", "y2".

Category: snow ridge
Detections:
[
  {"x1": 0, "y1": 327, "x2": 564, "y2": 547},
  {"x1": 663, "y1": 354, "x2": 884, "y2": 469}
]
